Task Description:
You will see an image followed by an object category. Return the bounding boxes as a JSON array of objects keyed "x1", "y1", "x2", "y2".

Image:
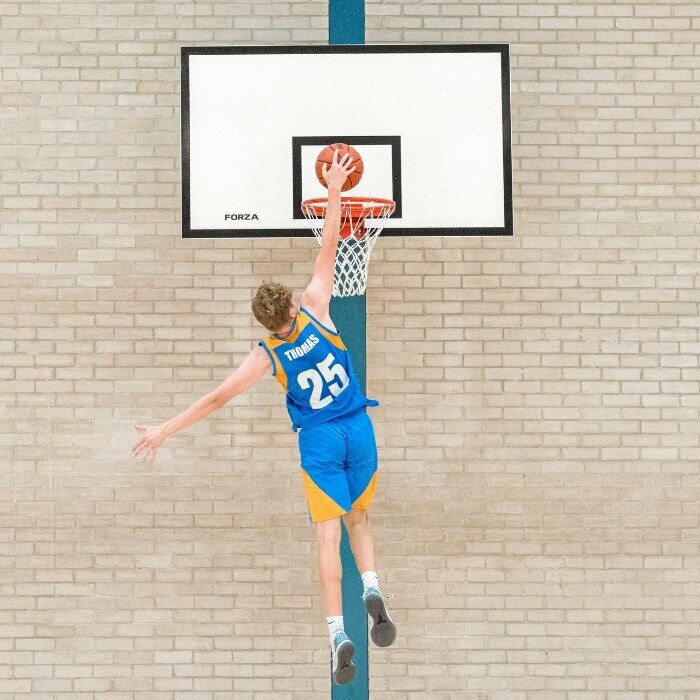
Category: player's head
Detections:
[{"x1": 252, "y1": 281, "x2": 297, "y2": 333}]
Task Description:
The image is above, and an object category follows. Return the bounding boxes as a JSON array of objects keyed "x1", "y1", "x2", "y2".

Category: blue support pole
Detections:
[
  {"x1": 328, "y1": 5, "x2": 368, "y2": 699},
  {"x1": 329, "y1": 0, "x2": 365, "y2": 45},
  {"x1": 329, "y1": 297, "x2": 369, "y2": 699}
]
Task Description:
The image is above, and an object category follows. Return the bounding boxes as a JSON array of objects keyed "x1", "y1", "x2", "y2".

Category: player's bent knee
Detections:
[{"x1": 342, "y1": 507, "x2": 368, "y2": 529}]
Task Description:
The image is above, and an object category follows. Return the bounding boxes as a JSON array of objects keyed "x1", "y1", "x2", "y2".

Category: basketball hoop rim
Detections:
[
  {"x1": 301, "y1": 196, "x2": 396, "y2": 218},
  {"x1": 300, "y1": 195, "x2": 394, "y2": 296}
]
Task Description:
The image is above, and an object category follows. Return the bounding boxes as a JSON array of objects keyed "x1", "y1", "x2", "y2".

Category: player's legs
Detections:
[
  {"x1": 343, "y1": 410, "x2": 396, "y2": 647},
  {"x1": 342, "y1": 409, "x2": 379, "y2": 577},
  {"x1": 297, "y1": 418, "x2": 355, "y2": 670},
  {"x1": 314, "y1": 515, "x2": 343, "y2": 617}
]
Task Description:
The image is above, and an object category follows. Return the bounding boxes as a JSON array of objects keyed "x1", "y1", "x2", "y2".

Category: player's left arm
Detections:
[
  {"x1": 131, "y1": 345, "x2": 271, "y2": 463},
  {"x1": 300, "y1": 149, "x2": 355, "y2": 317}
]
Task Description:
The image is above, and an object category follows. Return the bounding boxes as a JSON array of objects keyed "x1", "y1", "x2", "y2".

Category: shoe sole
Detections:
[
  {"x1": 332, "y1": 638, "x2": 356, "y2": 685},
  {"x1": 364, "y1": 591, "x2": 397, "y2": 647}
]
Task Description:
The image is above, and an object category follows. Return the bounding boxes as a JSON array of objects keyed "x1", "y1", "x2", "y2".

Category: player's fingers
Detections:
[
  {"x1": 340, "y1": 152, "x2": 352, "y2": 167},
  {"x1": 332, "y1": 148, "x2": 339, "y2": 165},
  {"x1": 346, "y1": 165, "x2": 356, "y2": 174}
]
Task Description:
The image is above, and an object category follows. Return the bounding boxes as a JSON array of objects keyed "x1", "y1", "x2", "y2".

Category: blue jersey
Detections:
[{"x1": 258, "y1": 307, "x2": 379, "y2": 432}]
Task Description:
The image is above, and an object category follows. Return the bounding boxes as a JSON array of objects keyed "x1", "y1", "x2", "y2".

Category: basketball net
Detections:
[{"x1": 301, "y1": 197, "x2": 396, "y2": 297}]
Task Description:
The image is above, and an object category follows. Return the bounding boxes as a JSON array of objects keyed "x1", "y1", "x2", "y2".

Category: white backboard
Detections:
[{"x1": 181, "y1": 45, "x2": 512, "y2": 238}]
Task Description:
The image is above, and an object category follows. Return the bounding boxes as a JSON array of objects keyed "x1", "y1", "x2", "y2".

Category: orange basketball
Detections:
[{"x1": 315, "y1": 143, "x2": 364, "y2": 192}]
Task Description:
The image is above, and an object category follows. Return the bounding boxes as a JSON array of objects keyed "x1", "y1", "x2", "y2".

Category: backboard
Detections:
[{"x1": 181, "y1": 44, "x2": 512, "y2": 238}]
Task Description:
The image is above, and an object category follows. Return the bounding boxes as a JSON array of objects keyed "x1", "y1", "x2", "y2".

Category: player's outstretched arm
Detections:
[
  {"x1": 300, "y1": 148, "x2": 355, "y2": 315},
  {"x1": 131, "y1": 345, "x2": 271, "y2": 463}
]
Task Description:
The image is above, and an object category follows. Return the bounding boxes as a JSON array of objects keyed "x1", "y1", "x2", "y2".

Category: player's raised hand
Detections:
[
  {"x1": 322, "y1": 148, "x2": 356, "y2": 191},
  {"x1": 132, "y1": 423, "x2": 166, "y2": 464}
]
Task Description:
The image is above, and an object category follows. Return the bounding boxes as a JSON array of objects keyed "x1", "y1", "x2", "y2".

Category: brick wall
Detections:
[{"x1": 1, "y1": 0, "x2": 698, "y2": 696}]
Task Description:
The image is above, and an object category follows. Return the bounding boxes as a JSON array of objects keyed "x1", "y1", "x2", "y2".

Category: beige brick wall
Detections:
[{"x1": 1, "y1": 0, "x2": 698, "y2": 697}]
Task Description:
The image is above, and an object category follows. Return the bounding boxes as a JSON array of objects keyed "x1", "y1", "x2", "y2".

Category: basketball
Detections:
[{"x1": 315, "y1": 143, "x2": 364, "y2": 192}]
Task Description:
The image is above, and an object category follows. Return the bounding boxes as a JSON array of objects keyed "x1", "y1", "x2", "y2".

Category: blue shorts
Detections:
[{"x1": 297, "y1": 408, "x2": 378, "y2": 523}]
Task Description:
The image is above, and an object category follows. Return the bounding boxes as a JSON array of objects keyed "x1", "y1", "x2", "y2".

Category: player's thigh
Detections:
[
  {"x1": 298, "y1": 421, "x2": 352, "y2": 522},
  {"x1": 344, "y1": 410, "x2": 378, "y2": 508}
]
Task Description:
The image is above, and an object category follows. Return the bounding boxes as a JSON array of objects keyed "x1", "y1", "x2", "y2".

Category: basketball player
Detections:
[{"x1": 132, "y1": 148, "x2": 396, "y2": 686}]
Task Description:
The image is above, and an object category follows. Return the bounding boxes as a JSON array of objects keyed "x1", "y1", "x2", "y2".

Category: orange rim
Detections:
[{"x1": 301, "y1": 196, "x2": 396, "y2": 218}]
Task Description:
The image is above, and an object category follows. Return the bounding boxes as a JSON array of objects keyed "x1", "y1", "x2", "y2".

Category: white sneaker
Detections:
[
  {"x1": 363, "y1": 587, "x2": 397, "y2": 647},
  {"x1": 330, "y1": 630, "x2": 355, "y2": 685}
]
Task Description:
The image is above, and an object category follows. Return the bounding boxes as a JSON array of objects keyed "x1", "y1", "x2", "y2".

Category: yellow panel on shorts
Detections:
[
  {"x1": 352, "y1": 472, "x2": 377, "y2": 510},
  {"x1": 300, "y1": 468, "x2": 347, "y2": 522}
]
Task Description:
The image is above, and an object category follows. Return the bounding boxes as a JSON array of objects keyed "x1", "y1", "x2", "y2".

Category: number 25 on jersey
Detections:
[{"x1": 297, "y1": 352, "x2": 350, "y2": 409}]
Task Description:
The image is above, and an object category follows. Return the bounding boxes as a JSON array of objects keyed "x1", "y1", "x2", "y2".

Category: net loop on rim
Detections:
[{"x1": 301, "y1": 196, "x2": 396, "y2": 297}]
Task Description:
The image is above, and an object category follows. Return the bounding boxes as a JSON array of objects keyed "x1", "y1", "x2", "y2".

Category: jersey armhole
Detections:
[
  {"x1": 300, "y1": 306, "x2": 340, "y2": 336},
  {"x1": 258, "y1": 340, "x2": 277, "y2": 376}
]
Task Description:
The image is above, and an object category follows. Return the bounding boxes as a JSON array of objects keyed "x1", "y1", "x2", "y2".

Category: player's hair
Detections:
[{"x1": 252, "y1": 281, "x2": 293, "y2": 332}]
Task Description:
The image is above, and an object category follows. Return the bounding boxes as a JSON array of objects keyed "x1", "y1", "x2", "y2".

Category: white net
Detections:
[{"x1": 301, "y1": 197, "x2": 396, "y2": 297}]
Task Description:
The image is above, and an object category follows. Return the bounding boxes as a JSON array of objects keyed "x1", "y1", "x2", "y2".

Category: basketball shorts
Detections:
[{"x1": 297, "y1": 408, "x2": 378, "y2": 523}]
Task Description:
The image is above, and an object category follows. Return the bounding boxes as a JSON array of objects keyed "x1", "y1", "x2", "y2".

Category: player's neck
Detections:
[{"x1": 273, "y1": 318, "x2": 296, "y2": 339}]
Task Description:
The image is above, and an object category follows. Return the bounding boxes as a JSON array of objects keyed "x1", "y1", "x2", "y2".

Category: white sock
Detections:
[
  {"x1": 361, "y1": 570, "x2": 380, "y2": 595},
  {"x1": 327, "y1": 615, "x2": 344, "y2": 645}
]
